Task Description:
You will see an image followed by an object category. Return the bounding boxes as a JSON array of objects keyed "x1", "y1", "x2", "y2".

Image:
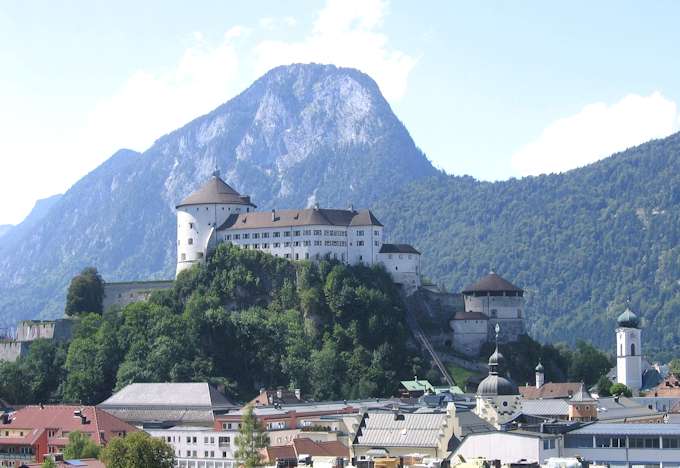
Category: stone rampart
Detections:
[{"x1": 103, "y1": 280, "x2": 174, "y2": 311}]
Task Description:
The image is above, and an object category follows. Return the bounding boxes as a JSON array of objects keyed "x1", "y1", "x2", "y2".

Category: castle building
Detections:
[
  {"x1": 473, "y1": 325, "x2": 522, "y2": 428},
  {"x1": 175, "y1": 172, "x2": 421, "y2": 289},
  {"x1": 450, "y1": 272, "x2": 526, "y2": 356},
  {"x1": 616, "y1": 306, "x2": 642, "y2": 395}
]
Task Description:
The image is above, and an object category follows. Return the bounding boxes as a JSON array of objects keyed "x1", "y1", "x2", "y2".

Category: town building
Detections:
[
  {"x1": 249, "y1": 388, "x2": 304, "y2": 407},
  {"x1": 264, "y1": 438, "x2": 349, "y2": 465},
  {"x1": 451, "y1": 430, "x2": 562, "y2": 465},
  {"x1": 350, "y1": 405, "x2": 457, "y2": 460},
  {"x1": 0, "y1": 405, "x2": 136, "y2": 466},
  {"x1": 450, "y1": 272, "x2": 526, "y2": 356},
  {"x1": 175, "y1": 171, "x2": 421, "y2": 290},
  {"x1": 98, "y1": 383, "x2": 237, "y2": 428}
]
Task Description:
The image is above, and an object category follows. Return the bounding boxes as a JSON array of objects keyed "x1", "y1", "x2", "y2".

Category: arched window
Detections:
[{"x1": 631, "y1": 343, "x2": 636, "y2": 356}]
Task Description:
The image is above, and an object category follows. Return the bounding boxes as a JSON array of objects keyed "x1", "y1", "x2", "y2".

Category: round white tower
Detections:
[
  {"x1": 176, "y1": 170, "x2": 255, "y2": 276},
  {"x1": 616, "y1": 307, "x2": 642, "y2": 395}
]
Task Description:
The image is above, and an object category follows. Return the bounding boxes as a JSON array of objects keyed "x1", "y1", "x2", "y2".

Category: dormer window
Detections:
[{"x1": 188, "y1": 238, "x2": 193, "y2": 245}]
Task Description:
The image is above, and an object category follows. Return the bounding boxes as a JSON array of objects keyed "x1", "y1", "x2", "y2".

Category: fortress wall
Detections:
[
  {"x1": 103, "y1": 280, "x2": 174, "y2": 311},
  {"x1": 0, "y1": 340, "x2": 29, "y2": 362}
]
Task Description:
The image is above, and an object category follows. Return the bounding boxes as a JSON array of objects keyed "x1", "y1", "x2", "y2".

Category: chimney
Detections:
[
  {"x1": 294, "y1": 389, "x2": 301, "y2": 401},
  {"x1": 271, "y1": 209, "x2": 276, "y2": 222}
]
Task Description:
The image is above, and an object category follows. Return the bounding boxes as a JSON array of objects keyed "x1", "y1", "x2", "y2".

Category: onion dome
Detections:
[
  {"x1": 477, "y1": 374, "x2": 519, "y2": 396},
  {"x1": 535, "y1": 362, "x2": 545, "y2": 373},
  {"x1": 617, "y1": 307, "x2": 640, "y2": 329},
  {"x1": 488, "y1": 347, "x2": 505, "y2": 371}
]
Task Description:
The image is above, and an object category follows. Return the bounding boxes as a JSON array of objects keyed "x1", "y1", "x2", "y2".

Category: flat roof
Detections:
[{"x1": 568, "y1": 423, "x2": 680, "y2": 436}]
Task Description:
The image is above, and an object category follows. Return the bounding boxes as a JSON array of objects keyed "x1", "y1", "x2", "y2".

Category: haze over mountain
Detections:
[{"x1": 1, "y1": 63, "x2": 678, "y2": 360}]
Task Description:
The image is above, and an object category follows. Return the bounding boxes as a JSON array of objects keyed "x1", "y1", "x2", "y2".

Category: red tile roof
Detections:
[
  {"x1": 293, "y1": 438, "x2": 349, "y2": 458},
  {"x1": 519, "y1": 383, "x2": 583, "y2": 400},
  {"x1": 0, "y1": 405, "x2": 138, "y2": 446}
]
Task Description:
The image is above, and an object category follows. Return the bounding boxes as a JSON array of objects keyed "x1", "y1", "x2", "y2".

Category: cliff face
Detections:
[{"x1": 0, "y1": 64, "x2": 435, "y2": 326}]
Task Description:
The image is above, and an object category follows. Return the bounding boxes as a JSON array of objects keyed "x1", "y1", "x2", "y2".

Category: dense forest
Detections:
[
  {"x1": 0, "y1": 244, "x2": 425, "y2": 404},
  {"x1": 0, "y1": 245, "x2": 616, "y2": 405},
  {"x1": 378, "y1": 133, "x2": 680, "y2": 361}
]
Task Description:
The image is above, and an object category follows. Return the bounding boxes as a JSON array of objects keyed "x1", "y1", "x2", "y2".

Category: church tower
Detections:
[
  {"x1": 535, "y1": 362, "x2": 545, "y2": 389},
  {"x1": 616, "y1": 306, "x2": 642, "y2": 395}
]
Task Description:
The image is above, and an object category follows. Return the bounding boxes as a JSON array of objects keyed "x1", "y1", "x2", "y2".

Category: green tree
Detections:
[
  {"x1": 596, "y1": 376, "x2": 613, "y2": 397},
  {"x1": 610, "y1": 383, "x2": 633, "y2": 397},
  {"x1": 41, "y1": 458, "x2": 57, "y2": 468},
  {"x1": 567, "y1": 341, "x2": 612, "y2": 386},
  {"x1": 234, "y1": 405, "x2": 269, "y2": 468},
  {"x1": 669, "y1": 358, "x2": 680, "y2": 376},
  {"x1": 63, "y1": 431, "x2": 101, "y2": 459},
  {"x1": 65, "y1": 267, "x2": 104, "y2": 316},
  {"x1": 100, "y1": 431, "x2": 174, "y2": 468}
]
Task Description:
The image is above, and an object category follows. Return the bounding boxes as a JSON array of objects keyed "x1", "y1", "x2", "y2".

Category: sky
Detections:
[{"x1": 1, "y1": 1, "x2": 680, "y2": 225}]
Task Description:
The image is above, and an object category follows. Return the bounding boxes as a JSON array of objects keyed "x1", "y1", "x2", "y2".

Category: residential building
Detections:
[
  {"x1": 145, "y1": 426, "x2": 238, "y2": 468},
  {"x1": 264, "y1": 438, "x2": 349, "y2": 465},
  {"x1": 0, "y1": 405, "x2": 136, "y2": 466},
  {"x1": 519, "y1": 382, "x2": 583, "y2": 400},
  {"x1": 451, "y1": 430, "x2": 561, "y2": 465},
  {"x1": 249, "y1": 388, "x2": 304, "y2": 407}
]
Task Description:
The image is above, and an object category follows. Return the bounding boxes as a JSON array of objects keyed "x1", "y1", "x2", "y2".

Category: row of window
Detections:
[
  {"x1": 566, "y1": 435, "x2": 680, "y2": 449},
  {"x1": 226, "y1": 229, "x2": 378, "y2": 241},
  {"x1": 181, "y1": 450, "x2": 230, "y2": 459}
]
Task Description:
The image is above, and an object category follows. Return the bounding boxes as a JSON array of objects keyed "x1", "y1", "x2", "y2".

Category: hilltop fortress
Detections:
[{"x1": 175, "y1": 170, "x2": 422, "y2": 290}]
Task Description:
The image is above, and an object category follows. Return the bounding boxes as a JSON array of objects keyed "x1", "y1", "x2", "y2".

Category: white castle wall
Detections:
[
  {"x1": 177, "y1": 203, "x2": 252, "y2": 275},
  {"x1": 377, "y1": 251, "x2": 420, "y2": 289},
  {"x1": 0, "y1": 340, "x2": 29, "y2": 362},
  {"x1": 103, "y1": 280, "x2": 174, "y2": 311}
]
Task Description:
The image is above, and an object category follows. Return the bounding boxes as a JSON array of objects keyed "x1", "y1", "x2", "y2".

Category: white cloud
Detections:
[
  {"x1": 254, "y1": 0, "x2": 416, "y2": 101},
  {"x1": 81, "y1": 29, "x2": 243, "y2": 160},
  {"x1": 0, "y1": 1, "x2": 415, "y2": 225},
  {"x1": 512, "y1": 92, "x2": 680, "y2": 176}
]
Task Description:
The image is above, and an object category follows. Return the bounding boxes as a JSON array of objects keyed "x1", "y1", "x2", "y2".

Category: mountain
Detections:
[
  {"x1": 0, "y1": 64, "x2": 436, "y2": 327},
  {"x1": 0, "y1": 225, "x2": 12, "y2": 238},
  {"x1": 0, "y1": 194, "x2": 63, "y2": 250},
  {"x1": 376, "y1": 133, "x2": 680, "y2": 360}
]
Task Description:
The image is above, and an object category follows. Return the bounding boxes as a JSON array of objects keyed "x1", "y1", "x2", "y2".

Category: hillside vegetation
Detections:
[
  {"x1": 378, "y1": 133, "x2": 680, "y2": 360},
  {"x1": 0, "y1": 244, "x2": 425, "y2": 404}
]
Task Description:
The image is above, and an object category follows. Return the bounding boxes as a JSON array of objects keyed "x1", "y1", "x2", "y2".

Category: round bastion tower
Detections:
[{"x1": 176, "y1": 170, "x2": 256, "y2": 276}]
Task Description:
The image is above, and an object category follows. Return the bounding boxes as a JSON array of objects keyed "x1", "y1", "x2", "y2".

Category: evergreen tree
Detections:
[
  {"x1": 65, "y1": 267, "x2": 104, "y2": 316},
  {"x1": 596, "y1": 376, "x2": 613, "y2": 396},
  {"x1": 234, "y1": 405, "x2": 269, "y2": 468},
  {"x1": 609, "y1": 383, "x2": 633, "y2": 397}
]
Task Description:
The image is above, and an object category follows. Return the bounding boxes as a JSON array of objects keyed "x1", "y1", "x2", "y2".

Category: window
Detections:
[
  {"x1": 284, "y1": 231, "x2": 291, "y2": 237},
  {"x1": 188, "y1": 238, "x2": 193, "y2": 245},
  {"x1": 596, "y1": 436, "x2": 611, "y2": 447},
  {"x1": 313, "y1": 230, "x2": 322, "y2": 235},
  {"x1": 233, "y1": 234, "x2": 240, "y2": 240},
  {"x1": 262, "y1": 232, "x2": 269, "y2": 238},
  {"x1": 225, "y1": 235, "x2": 231, "y2": 241},
  {"x1": 303, "y1": 229, "x2": 311, "y2": 236},
  {"x1": 210, "y1": 437, "x2": 214, "y2": 444},
  {"x1": 374, "y1": 241, "x2": 379, "y2": 246},
  {"x1": 357, "y1": 230, "x2": 364, "y2": 236},
  {"x1": 273, "y1": 232, "x2": 280, "y2": 238},
  {"x1": 357, "y1": 241, "x2": 364, "y2": 246},
  {"x1": 631, "y1": 343, "x2": 636, "y2": 356},
  {"x1": 285, "y1": 253, "x2": 290, "y2": 259},
  {"x1": 197, "y1": 252, "x2": 204, "y2": 258},
  {"x1": 294, "y1": 241, "x2": 300, "y2": 247},
  {"x1": 295, "y1": 253, "x2": 299, "y2": 260},
  {"x1": 543, "y1": 439, "x2": 556, "y2": 450},
  {"x1": 263, "y1": 243, "x2": 269, "y2": 248},
  {"x1": 181, "y1": 253, "x2": 186, "y2": 260},
  {"x1": 303, "y1": 240, "x2": 311, "y2": 246},
  {"x1": 612, "y1": 437, "x2": 626, "y2": 448},
  {"x1": 243, "y1": 233, "x2": 249, "y2": 239},
  {"x1": 305, "y1": 253, "x2": 309, "y2": 259},
  {"x1": 491, "y1": 309, "x2": 497, "y2": 317},
  {"x1": 314, "y1": 240, "x2": 322, "y2": 246},
  {"x1": 253, "y1": 243, "x2": 259, "y2": 249},
  {"x1": 374, "y1": 230, "x2": 379, "y2": 236},
  {"x1": 274, "y1": 242, "x2": 280, "y2": 248},
  {"x1": 252, "y1": 233, "x2": 259, "y2": 239},
  {"x1": 565, "y1": 435, "x2": 593, "y2": 448},
  {"x1": 189, "y1": 222, "x2": 194, "y2": 229},
  {"x1": 192, "y1": 437, "x2": 197, "y2": 443},
  {"x1": 294, "y1": 230, "x2": 301, "y2": 236},
  {"x1": 186, "y1": 437, "x2": 191, "y2": 443}
]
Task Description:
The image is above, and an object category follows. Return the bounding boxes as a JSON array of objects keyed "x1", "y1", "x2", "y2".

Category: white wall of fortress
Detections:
[{"x1": 103, "y1": 280, "x2": 174, "y2": 311}]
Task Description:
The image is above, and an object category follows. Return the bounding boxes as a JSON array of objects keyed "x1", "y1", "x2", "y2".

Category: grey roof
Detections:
[
  {"x1": 456, "y1": 410, "x2": 495, "y2": 435},
  {"x1": 217, "y1": 207, "x2": 382, "y2": 230},
  {"x1": 462, "y1": 272, "x2": 523, "y2": 294},
  {"x1": 568, "y1": 423, "x2": 680, "y2": 436},
  {"x1": 177, "y1": 175, "x2": 255, "y2": 208},
  {"x1": 452, "y1": 311, "x2": 488, "y2": 321},
  {"x1": 477, "y1": 375, "x2": 518, "y2": 396},
  {"x1": 535, "y1": 362, "x2": 544, "y2": 373},
  {"x1": 379, "y1": 244, "x2": 420, "y2": 255},
  {"x1": 617, "y1": 307, "x2": 640, "y2": 328},
  {"x1": 596, "y1": 396, "x2": 662, "y2": 421},
  {"x1": 99, "y1": 383, "x2": 235, "y2": 408},
  {"x1": 522, "y1": 399, "x2": 570, "y2": 416},
  {"x1": 354, "y1": 412, "x2": 448, "y2": 448},
  {"x1": 102, "y1": 407, "x2": 216, "y2": 425},
  {"x1": 569, "y1": 384, "x2": 594, "y2": 402}
]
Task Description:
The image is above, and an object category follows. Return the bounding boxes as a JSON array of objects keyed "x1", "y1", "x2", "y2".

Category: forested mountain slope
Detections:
[
  {"x1": 377, "y1": 133, "x2": 680, "y2": 360},
  {"x1": 0, "y1": 64, "x2": 435, "y2": 327}
]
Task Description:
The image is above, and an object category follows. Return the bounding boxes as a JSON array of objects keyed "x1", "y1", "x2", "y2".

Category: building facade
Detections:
[{"x1": 175, "y1": 172, "x2": 421, "y2": 289}]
